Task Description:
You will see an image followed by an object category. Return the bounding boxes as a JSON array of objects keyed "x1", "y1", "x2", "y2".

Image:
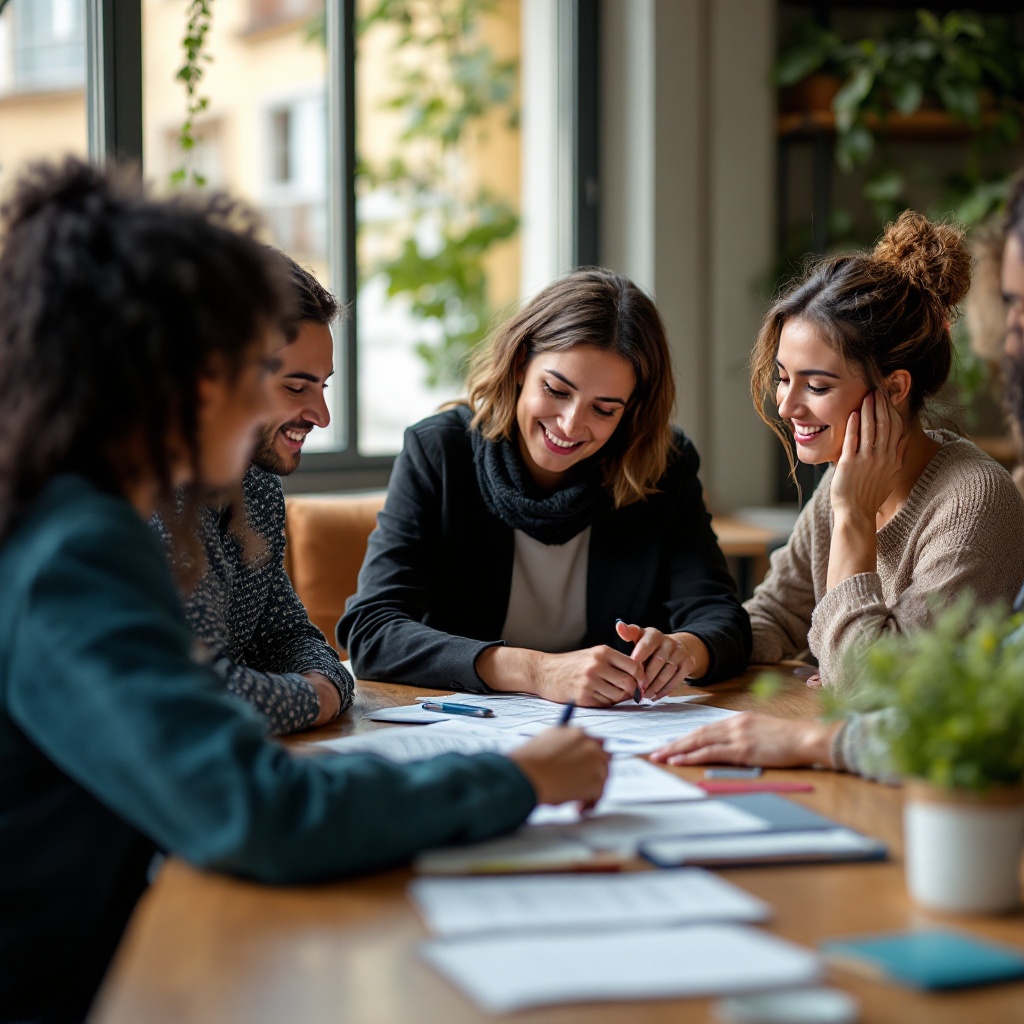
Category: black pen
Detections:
[
  {"x1": 558, "y1": 701, "x2": 576, "y2": 726},
  {"x1": 616, "y1": 617, "x2": 643, "y2": 704}
]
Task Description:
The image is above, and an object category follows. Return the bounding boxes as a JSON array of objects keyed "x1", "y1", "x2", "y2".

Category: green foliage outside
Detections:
[
  {"x1": 356, "y1": 0, "x2": 520, "y2": 387},
  {"x1": 774, "y1": 9, "x2": 1024, "y2": 418},
  {"x1": 825, "y1": 597, "x2": 1024, "y2": 792},
  {"x1": 172, "y1": 0, "x2": 215, "y2": 189}
]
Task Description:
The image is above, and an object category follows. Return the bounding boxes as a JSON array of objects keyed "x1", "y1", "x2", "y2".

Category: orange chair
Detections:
[{"x1": 283, "y1": 492, "x2": 386, "y2": 655}]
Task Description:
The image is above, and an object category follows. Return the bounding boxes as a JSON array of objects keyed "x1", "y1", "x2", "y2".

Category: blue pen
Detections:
[
  {"x1": 616, "y1": 617, "x2": 643, "y2": 704},
  {"x1": 421, "y1": 701, "x2": 495, "y2": 718},
  {"x1": 558, "y1": 701, "x2": 576, "y2": 726}
]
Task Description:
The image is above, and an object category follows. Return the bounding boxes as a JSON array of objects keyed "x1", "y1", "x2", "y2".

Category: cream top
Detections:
[{"x1": 501, "y1": 528, "x2": 590, "y2": 653}]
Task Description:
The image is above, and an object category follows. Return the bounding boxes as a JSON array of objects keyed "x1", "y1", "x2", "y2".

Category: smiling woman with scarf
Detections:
[{"x1": 338, "y1": 268, "x2": 751, "y2": 706}]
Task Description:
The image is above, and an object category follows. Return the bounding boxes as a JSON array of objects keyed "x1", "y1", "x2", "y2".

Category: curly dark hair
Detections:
[{"x1": 0, "y1": 158, "x2": 291, "y2": 545}]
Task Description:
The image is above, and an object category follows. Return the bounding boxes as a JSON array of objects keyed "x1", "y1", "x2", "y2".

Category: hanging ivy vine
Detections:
[{"x1": 172, "y1": 0, "x2": 215, "y2": 188}]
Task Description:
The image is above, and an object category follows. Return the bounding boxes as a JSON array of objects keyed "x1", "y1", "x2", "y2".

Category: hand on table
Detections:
[
  {"x1": 508, "y1": 727, "x2": 610, "y2": 808},
  {"x1": 534, "y1": 646, "x2": 646, "y2": 707},
  {"x1": 306, "y1": 672, "x2": 343, "y2": 726},
  {"x1": 615, "y1": 622, "x2": 707, "y2": 701},
  {"x1": 648, "y1": 712, "x2": 840, "y2": 768}
]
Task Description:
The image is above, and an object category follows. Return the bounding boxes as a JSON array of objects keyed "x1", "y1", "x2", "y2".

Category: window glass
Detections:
[
  {"x1": 355, "y1": 0, "x2": 522, "y2": 454},
  {"x1": 143, "y1": 0, "x2": 525, "y2": 464},
  {"x1": 0, "y1": 0, "x2": 87, "y2": 204},
  {"x1": 141, "y1": 0, "x2": 338, "y2": 450}
]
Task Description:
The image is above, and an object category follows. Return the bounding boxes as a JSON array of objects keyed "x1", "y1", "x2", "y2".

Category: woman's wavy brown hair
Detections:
[
  {"x1": 751, "y1": 210, "x2": 972, "y2": 481},
  {"x1": 0, "y1": 158, "x2": 291, "y2": 576},
  {"x1": 465, "y1": 268, "x2": 676, "y2": 508}
]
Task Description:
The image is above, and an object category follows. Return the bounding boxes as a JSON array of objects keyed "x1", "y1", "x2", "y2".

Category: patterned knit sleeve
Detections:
[{"x1": 231, "y1": 473, "x2": 354, "y2": 731}]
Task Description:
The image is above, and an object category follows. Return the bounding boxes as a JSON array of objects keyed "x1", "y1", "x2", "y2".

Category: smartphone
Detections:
[{"x1": 704, "y1": 767, "x2": 763, "y2": 779}]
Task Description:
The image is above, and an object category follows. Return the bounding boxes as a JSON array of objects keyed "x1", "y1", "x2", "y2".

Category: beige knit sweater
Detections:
[{"x1": 745, "y1": 431, "x2": 1024, "y2": 692}]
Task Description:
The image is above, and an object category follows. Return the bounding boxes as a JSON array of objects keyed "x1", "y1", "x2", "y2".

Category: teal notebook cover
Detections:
[{"x1": 823, "y1": 929, "x2": 1024, "y2": 990}]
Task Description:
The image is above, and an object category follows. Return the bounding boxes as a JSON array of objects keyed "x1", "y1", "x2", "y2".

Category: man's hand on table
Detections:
[{"x1": 307, "y1": 672, "x2": 343, "y2": 726}]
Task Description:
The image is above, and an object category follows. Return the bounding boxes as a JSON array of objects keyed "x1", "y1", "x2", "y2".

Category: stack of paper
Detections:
[
  {"x1": 420, "y1": 924, "x2": 822, "y2": 1012},
  {"x1": 409, "y1": 869, "x2": 771, "y2": 936},
  {"x1": 381, "y1": 691, "x2": 742, "y2": 754},
  {"x1": 313, "y1": 718, "x2": 522, "y2": 760}
]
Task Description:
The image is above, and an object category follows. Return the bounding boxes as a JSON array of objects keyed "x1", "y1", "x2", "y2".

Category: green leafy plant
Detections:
[
  {"x1": 357, "y1": 0, "x2": 520, "y2": 386},
  {"x1": 831, "y1": 597, "x2": 1024, "y2": 792},
  {"x1": 774, "y1": 9, "x2": 1024, "y2": 423},
  {"x1": 777, "y1": 10, "x2": 1024, "y2": 179},
  {"x1": 172, "y1": 0, "x2": 215, "y2": 189}
]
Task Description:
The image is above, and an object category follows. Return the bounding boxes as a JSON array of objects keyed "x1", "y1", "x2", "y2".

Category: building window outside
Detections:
[
  {"x1": 11, "y1": 0, "x2": 85, "y2": 92},
  {"x1": 2, "y1": 0, "x2": 584, "y2": 486},
  {"x1": 0, "y1": 0, "x2": 87, "y2": 202}
]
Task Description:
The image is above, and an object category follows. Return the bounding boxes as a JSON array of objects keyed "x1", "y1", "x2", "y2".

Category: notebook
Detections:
[
  {"x1": 823, "y1": 929, "x2": 1024, "y2": 990},
  {"x1": 639, "y1": 792, "x2": 887, "y2": 867}
]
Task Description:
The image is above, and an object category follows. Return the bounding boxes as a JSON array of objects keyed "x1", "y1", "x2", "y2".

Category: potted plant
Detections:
[{"x1": 837, "y1": 598, "x2": 1024, "y2": 914}]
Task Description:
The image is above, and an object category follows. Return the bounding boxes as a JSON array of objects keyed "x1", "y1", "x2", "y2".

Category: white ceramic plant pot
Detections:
[{"x1": 904, "y1": 781, "x2": 1024, "y2": 914}]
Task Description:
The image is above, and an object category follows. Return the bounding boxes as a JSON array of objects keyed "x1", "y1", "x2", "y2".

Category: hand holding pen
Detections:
[{"x1": 507, "y1": 702, "x2": 608, "y2": 808}]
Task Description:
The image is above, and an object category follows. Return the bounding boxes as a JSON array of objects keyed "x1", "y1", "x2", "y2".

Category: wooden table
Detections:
[
  {"x1": 710, "y1": 516, "x2": 785, "y2": 598},
  {"x1": 90, "y1": 669, "x2": 1024, "y2": 1024}
]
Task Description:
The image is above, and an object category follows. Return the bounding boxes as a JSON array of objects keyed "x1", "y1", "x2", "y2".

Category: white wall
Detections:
[{"x1": 600, "y1": 0, "x2": 777, "y2": 510}]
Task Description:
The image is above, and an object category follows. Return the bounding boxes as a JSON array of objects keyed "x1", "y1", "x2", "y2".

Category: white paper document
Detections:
[
  {"x1": 313, "y1": 720, "x2": 522, "y2": 761},
  {"x1": 532, "y1": 799, "x2": 771, "y2": 854},
  {"x1": 409, "y1": 868, "x2": 770, "y2": 937},
  {"x1": 526, "y1": 759, "x2": 705, "y2": 828},
  {"x1": 420, "y1": 923, "x2": 822, "y2": 1012},
  {"x1": 410, "y1": 692, "x2": 740, "y2": 753},
  {"x1": 596, "y1": 756, "x2": 705, "y2": 804}
]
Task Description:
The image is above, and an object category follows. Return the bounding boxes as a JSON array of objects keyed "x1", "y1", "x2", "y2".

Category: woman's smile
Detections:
[
  {"x1": 774, "y1": 318, "x2": 867, "y2": 465},
  {"x1": 515, "y1": 345, "x2": 635, "y2": 489}
]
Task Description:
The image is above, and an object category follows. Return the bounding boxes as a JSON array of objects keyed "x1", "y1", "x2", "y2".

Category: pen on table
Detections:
[
  {"x1": 420, "y1": 701, "x2": 495, "y2": 718},
  {"x1": 558, "y1": 701, "x2": 576, "y2": 726},
  {"x1": 616, "y1": 617, "x2": 642, "y2": 704}
]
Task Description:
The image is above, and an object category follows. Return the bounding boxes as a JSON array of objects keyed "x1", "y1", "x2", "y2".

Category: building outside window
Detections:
[{"x1": 0, "y1": 0, "x2": 588, "y2": 488}]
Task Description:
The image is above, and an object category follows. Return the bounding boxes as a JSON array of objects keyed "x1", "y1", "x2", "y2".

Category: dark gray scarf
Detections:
[{"x1": 470, "y1": 426, "x2": 611, "y2": 545}]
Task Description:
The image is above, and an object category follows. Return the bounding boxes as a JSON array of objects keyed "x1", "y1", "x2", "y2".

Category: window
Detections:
[
  {"x1": 262, "y1": 92, "x2": 328, "y2": 264},
  {"x1": 12, "y1": 0, "x2": 595, "y2": 490},
  {"x1": 0, "y1": 0, "x2": 87, "y2": 203},
  {"x1": 11, "y1": 0, "x2": 85, "y2": 92}
]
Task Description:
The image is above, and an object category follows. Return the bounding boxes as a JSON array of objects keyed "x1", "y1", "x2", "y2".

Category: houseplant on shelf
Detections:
[{"x1": 836, "y1": 598, "x2": 1024, "y2": 914}]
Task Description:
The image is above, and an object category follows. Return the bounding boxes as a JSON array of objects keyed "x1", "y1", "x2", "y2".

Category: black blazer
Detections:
[{"x1": 337, "y1": 407, "x2": 751, "y2": 691}]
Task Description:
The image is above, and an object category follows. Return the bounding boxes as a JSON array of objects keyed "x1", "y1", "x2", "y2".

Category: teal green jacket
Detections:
[{"x1": 0, "y1": 475, "x2": 536, "y2": 1024}]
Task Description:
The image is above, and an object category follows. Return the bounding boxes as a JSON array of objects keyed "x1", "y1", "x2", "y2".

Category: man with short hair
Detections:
[{"x1": 154, "y1": 254, "x2": 352, "y2": 733}]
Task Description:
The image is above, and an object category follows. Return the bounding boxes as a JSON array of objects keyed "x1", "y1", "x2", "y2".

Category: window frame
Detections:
[{"x1": 82, "y1": 0, "x2": 599, "y2": 493}]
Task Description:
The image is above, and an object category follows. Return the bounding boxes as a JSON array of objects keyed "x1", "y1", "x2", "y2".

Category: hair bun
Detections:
[{"x1": 872, "y1": 210, "x2": 971, "y2": 311}]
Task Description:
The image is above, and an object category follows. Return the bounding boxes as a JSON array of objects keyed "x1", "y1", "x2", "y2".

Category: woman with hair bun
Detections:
[
  {"x1": 651, "y1": 209, "x2": 1024, "y2": 774},
  {"x1": 339, "y1": 268, "x2": 752, "y2": 706}
]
